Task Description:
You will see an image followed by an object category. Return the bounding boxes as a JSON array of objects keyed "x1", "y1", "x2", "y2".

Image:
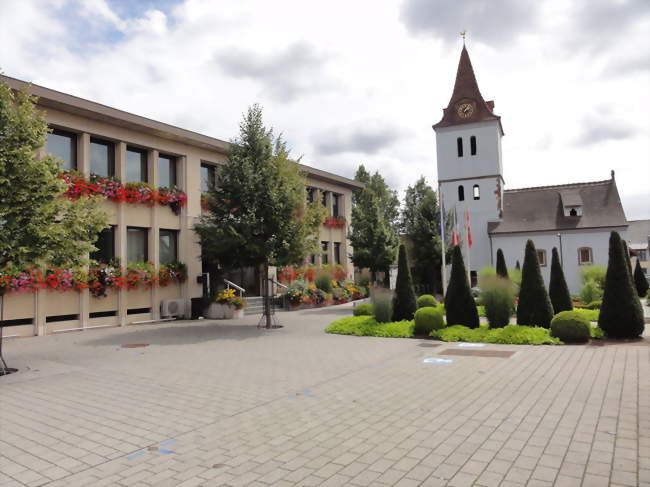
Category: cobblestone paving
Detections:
[{"x1": 1, "y1": 304, "x2": 648, "y2": 486}]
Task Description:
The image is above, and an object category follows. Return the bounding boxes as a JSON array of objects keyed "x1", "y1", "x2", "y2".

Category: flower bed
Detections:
[
  {"x1": 283, "y1": 277, "x2": 368, "y2": 310},
  {"x1": 323, "y1": 216, "x2": 346, "y2": 228},
  {"x1": 60, "y1": 173, "x2": 187, "y2": 214},
  {"x1": 277, "y1": 264, "x2": 348, "y2": 283}
]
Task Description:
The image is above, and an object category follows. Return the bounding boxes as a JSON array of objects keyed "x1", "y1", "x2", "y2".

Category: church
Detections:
[{"x1": 434, "y1": 45, "x2": 629, "y2": 293}]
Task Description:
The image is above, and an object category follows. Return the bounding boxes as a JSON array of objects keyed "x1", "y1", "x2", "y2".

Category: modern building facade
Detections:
[{"x1": 1, "y1": 75, "x2": 361, "y2": 338}]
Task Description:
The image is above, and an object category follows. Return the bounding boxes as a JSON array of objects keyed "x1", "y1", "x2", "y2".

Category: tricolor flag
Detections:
[{"x1": 464, "y1": 208, "x2": 473, "y2": 248}]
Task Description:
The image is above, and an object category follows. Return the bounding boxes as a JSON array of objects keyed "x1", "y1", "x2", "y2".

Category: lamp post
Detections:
[{"x1": 557, "y1": 233, "x2": 564, "y2": 267}]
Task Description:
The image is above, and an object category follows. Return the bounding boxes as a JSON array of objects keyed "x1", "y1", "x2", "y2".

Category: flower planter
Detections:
[{"x1": 206, "y1": 303, "x2": 244, "y2": 319}]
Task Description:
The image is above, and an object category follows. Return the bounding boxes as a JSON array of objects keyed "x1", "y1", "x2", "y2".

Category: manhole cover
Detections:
[
  {"x1": 439, "y1": 349, "x2": 515, "y2": 358},
  {"x1": 121, "y1": 344, "x2": 149, "y2": 348}
]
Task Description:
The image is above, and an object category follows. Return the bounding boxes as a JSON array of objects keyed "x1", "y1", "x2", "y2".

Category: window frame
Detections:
[
  {"x1": 578, "y1": 247, "x2": 593, "y2": 265},
  {"x1": 321, "y1": 241, "x2": 329, "y2": 265},
  {"x1": 126, "y1": 226, "x2": 149, "y2": 263},
  {"x1": 159, "y1": 229, "x2": 179, "y2": 265},
  {"x1": 200, "y1": 162, "x2": 217, "y2": 193},
  {"x1": 332, "y1": 193, "x2": 340, "y2": 217},
  {"x1": 321, "y1": 190, "x2": 328, "y2": 208},
  {"x1": 470, "y1": 135, "x2": 477, "y2": 156},
  {"x1": 89, "y1": 137, "x2": 115, "y2": 178},
  {"x1": 458, "y1": 185, "x2": 465, "y2": 201},
  {"x1": 306, "y1": 187, "x2": 315, "y2": 203},
  {"x1": 536, "y1": 249, "x2": 547, "y2": 267},
  {"x1": 90, "y1": 225, "x2": 116, "y2": 263},
  {"x1": 334, "y1": 242, "x2": 341, "y2": 265},
  {"x1": 473, "y1": 184, "x2": 480, "y2": 200},
  {"x1": 46, "y1": 128, "x2": 77, "y2": 170},
  {"x1": 125, "y1": 146, "x2": 148, "y2": 183},
  {"x1": 158, "y1": 154, "x2": 177, "y2": 189},
  {"x1": 457, "y1": 137, "x2": 463, "y2": 157}
]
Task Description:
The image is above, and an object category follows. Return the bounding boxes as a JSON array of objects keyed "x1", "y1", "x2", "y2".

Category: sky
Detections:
[{"x1": 1, "y1": 0, "x2": 649, "y2": 219}]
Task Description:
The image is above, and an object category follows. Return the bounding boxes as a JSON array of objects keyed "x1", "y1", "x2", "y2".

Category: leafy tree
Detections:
[
  {"x1": 392, "y1": 244, "x2": 417, "y2": 321},
  {"x1": 194, "y1": 105, "x2": 323, "y2": 327},
  {"x1": 633, "y1": 259, "x2": 649, "y2": 297},
  {"x1": 599, "y1": 232, "x2": 644, "y2": 338},
  {"x1": 0, "y1": 81, "x2": 108, "y2": 270},
  {"x1": 549, "y1": 247, "x2": 572, "y2": 313},
  {"x1": 444, "y1": 246, "x2": 479, "y2": 328},
  {"x1": 495, "y1": 249, "x2": 508, "y2": 278},
  {"x1": 515, "y1": 260, "x2": 521, "y2": 270},
  {"x1": 349, "y1": 165, "x2": 399, "y2": 283},
  {"x1": 400, "y1": 176, "x2": 442, "y2": 292},
  {"x1": 516, "y1": 240, "x2": 553, "y2": 328}
]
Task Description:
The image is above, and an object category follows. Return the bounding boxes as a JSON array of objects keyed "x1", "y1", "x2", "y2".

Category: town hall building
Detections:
[{"x1": 434, "y1": 45, "x2": 629, "y2": 293}]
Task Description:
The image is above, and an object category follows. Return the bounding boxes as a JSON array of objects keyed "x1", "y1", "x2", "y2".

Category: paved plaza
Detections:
[{"x1": 0, "y1": 304, "x2": 648, "y2": 487}]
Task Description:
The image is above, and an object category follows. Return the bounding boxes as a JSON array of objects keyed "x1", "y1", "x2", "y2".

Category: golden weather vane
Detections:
[{"x1": 460, "y1": 30, "x2": 467, "y2": 44}]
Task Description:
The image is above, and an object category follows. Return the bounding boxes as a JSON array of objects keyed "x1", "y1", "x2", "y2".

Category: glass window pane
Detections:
[
  {"x1": 159, "y1": 230, "x2": 178, "y2": 265},
  {"x1": 90, "y1": 138, "x2": 114, "y2": 177},
  {"x1": 46, "y1": 130, "x2": 76, "y2": 170},
  {"x1": 126, "y1": 148, "x2": 147, "y2": 183},
  {"x1": 200, "y1": 163, "x2": 216, "y2": 192},
  {"x1": 90, "y1": 227, "x2": 115, "y2": 263},
  {"x1": 332, "y1": 194, "x2": 340, "y2": 217},
  {"x1": 334, "y1": 242, "x2": 341, "y2": 265},
  {"x1": 158, "y1": 155, "x2": 176, "y2": 188},
  {"x1": 127, "y1": 228, "x2": 148, "y2": 263}
]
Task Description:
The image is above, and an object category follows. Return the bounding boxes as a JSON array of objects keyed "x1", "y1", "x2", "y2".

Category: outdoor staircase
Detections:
[{"x1": 244, "y1": 295, "x2": 285, "y2": 315}]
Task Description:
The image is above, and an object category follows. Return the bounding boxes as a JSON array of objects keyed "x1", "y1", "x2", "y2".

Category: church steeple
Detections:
[{"x1": 433, "y1": 45, "x2": 503, "y2": 134}]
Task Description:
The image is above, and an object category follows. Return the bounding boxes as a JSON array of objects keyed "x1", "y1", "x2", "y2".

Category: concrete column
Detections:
[
  {"x1": 150, "y1": 150, "x2": 160, "y2": 320},
  {"x1": 115, "y1": 142, "x2": 128, "y2": 326},
  {"x1": 78, "y1": 133, "x2": 91, "y2": 327},
  {"x1": 177, "y1": 156, "x2": 191, "y2": 317}
]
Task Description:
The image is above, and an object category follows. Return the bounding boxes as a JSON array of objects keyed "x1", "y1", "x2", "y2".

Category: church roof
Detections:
[
  {"x1": 433, "y1": 45, "x2": 503, "y2": 133},
  {"x1": 488, "y1": 176, "x2": 628, "y2": 235}
]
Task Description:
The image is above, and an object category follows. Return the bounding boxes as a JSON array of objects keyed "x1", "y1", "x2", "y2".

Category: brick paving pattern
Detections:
[{"x1": 0, "y1": 304, "x2": 648, "y2": 486}]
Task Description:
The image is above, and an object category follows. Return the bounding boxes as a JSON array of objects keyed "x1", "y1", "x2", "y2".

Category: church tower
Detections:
[{"x1": 434, "y1": 44, "x2": 504, "y2": 283}]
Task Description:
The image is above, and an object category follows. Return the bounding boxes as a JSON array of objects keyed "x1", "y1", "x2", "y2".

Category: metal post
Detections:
[
  {"x1": 557, "y1": 233, "x2": 564, "y2": 267},
  {"x1": 439, "y1": 182, "x2": 447, "y2": 296}
]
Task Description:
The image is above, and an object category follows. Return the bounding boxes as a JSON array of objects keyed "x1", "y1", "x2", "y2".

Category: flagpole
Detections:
[
  {"x1": 439, "y1": 182, "x2": 447, "y2": 296},
  {"x1": 465, "y1": 205, "x2": 472, "y2": 286}
]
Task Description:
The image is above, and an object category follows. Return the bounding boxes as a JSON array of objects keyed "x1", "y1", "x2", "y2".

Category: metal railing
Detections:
[{"x1": 224, "y1": 279, "x2": 245, "y2": 297}]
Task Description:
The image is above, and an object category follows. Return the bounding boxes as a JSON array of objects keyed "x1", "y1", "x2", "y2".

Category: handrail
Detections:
[
  {"x1": 224, "y1": 279, "x2": 245, "y2": 296},
  {"x1": 269, "y1": 279, "x2": 288, "y2": 290}
]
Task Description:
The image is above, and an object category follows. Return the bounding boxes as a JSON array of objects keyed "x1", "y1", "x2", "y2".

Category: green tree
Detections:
[
  {"x1": 392, "y1": 244, "x2": 417, "y2": 321},
  {"x1": 495, "y1": 248, "x2": 508, "y2": 278},
  {"x1": 349, "y1": 165, "x2": 399, "y2": 283},
  {"x1": 0, "y1": 81, "x2": 108, "y2": 269},
  {"x1": 444, "y1": 246, "x2": 479, "y2": 328},
  {"x1": 599, "y1": 232, "x2": 644, "y2": 338},
  {"x1": 400, "y1": 176, "x2": 442, "y2": 292},
  {"x1": 194, "y1": 105, "x2": 323, "y2": 327},
  {"x1": 633, "y1": 259, "x2": 649, "y2": 297},
  {"x1": 548, "y1": 247, "x2": 572, "y2": 313},
  {"x1": 515, "y1": 260, "x2": 521, "y2": 270},
  {"x1": 516, "y1": 240, "x2": 553, "y2": 328}
]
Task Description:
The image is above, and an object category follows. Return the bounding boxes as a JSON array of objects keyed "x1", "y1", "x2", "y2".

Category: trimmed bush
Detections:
[
  {"x1": 414, "y1": 306, "x2": 444, "y2": 335},
  {"x1": 515, "y1": 260, "x2": 520, "y2": 270},
  {"x1": 549, "y1": 247, "x2": 573, "y2": 313},
  {"x1": 431, "y1": 324, "x2": 560, "y2": 345},
  {"x1": 634, "y1": 259, "x2": 649, "y2": 297},
  {"x1": 325, "y1": 316, "x2": 413, "y2": 338},
  {"x1": 372, "y1": 288, "x2": 393, "y2": 323},
  {"x1": 580, "y1": 280, "x2": 603, "y2": 304},
  {"x1": 572, "y1": 308, "x2": 599, "y2": 322},
  {"x1": 480, "y1": 276, "x2": 515, "y2": 328},
  {"x1": 416, "y1": 294, "x2": 437, "y2": 308},
  {"x1": 599, "y1": 232, "x2": 645, "y2": 338},
  {"x1": 392, "y1": 244, "x2": 417, "y2": 321},
  {"x1": 353, "y1": 303, "x2": 373, "y2": 316},
  {"x1": 580, "y1": 265, "x2": 606, "y2": 289},
  {"x1": 516, "y1": 240, "x2": 554, "y2": 328},
  {"x1": 315, "y1": 273, "x2": 333, "y2": 293},
  {"x1": 444, "y1": 246, "x2": 479, "y2": 329},
  {"x1": 550, "y1": 310, "x2": 591, "y2": 343},
  {"x1": 496, "y1": 248, "x2": 508, "y2": 278}
]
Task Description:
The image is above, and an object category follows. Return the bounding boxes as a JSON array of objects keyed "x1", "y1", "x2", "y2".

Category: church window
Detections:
[
  {"x1": 473, "y1": 184, "x2": 480, "y2": 200},
  {"x1": 458, "y1": 185, "x2": 465, "y2": 201},
  {"x1": 470, "y1": 136, "x2": 477, "y2": 155},
  {"x1": 569, "y1": 208, "x2": 578, "y2": 217},
  {"x1": 457, "y1": 137, "x2": 463, "y2": 157},
  {"x1": 578, "y1": 247, "x2": 593, "y2": 265},
  {"x1": 536, "y1": 249, "x2": 547, "y2": 266}
]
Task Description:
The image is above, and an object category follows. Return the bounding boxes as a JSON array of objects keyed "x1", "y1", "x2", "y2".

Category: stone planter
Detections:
[{"x1": 206, "y1": 303, "x2": 244, "y2": 319}]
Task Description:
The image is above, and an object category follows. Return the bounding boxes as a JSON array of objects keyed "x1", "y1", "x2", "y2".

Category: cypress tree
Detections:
[
  {"x1": 516, "y1": 240, "x2": 554, "y2": 327},
  {"x1": 622, "y1": 241, "x2": 633, "y2": 277},
  {"x1": 392, "y1": 244, "x2": 417, "y2": 321},
  {"x1": 496, "y1": 249, "x2": 508, "y2": 278},
  {"x1": 515, "y1": 260, "x2": 521, "y2": 270},
  {"x1": 633, "y1": 259, "x2": 649, "y2": 297},
  {"x1": 444, "y1": 246, "x2": 479, "y2": 328},
  {"x1": 599, "y1": 232, "x2": 644, "y2": 338},
  {"x1": 549, "y1": 247, "x2": 572, "y2": 313}
]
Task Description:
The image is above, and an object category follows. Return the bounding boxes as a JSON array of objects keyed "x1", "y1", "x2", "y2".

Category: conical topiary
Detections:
[
  {"x1": 516, "y1": 240, "x2": 554, "y2": 328},
  {"x1": 623, "y1": 241, "x2": 633, "y2": 277},
  {"x1": 599, "y1": 232, "x2": 644, "y2": 338},
  {"x1": 496, "y1": 249, "x2": 508, "y2": 279},
  {"x1": 444, "y1": 246, "x2": 479, "y2": 328},
  {"x1": 392, "y1": 244, "x2": 417, "y2": 321},
  {"x1": 633, "y1": 259, "x2": 649, "y2": 298},
  {"x1": 549, "y1": 247, "x2": 572, "y2": 313},
  {"x1": 515, "y1": 260, "x2": 521, "y2": 270}
]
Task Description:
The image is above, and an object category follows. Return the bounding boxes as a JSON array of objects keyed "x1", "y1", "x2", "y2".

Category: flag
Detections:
[
  {"x1": 464, "y1": 208, "x2": 473, "y2": 248},
  {"x1": 451, "y1": 207, "x2": 460, "y2": 247}
]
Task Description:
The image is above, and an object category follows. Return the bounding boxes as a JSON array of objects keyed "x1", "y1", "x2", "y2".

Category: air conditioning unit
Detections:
[{"x1": 160, "y1": 299, "x2": 185, "y2": 318}]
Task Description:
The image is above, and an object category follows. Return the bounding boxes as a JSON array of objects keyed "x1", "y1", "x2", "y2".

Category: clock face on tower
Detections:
[{"x1": 456, "y1": 102, "x2": 474, "y2": 119}]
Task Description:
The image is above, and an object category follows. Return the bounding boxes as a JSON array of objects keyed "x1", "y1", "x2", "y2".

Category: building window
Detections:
[
  {"x1": 158, "y1": 154, "x2": 177, "y2": 188},
  {"x1": 127, "y1": 227, "x2": 148, "y2": 263},
  {"x1": 578, "y1": 247, "x2": 593, "y2": 265},
  {"x1": 309, "y1": 254, "x2": 316, "y2": 264},
  {"x1": 126, "y1": 147, "x2": 148, "y2": 183},
  {"x1": 306, "y1": 187, "x2": 315, "y2": 203},
  {"x1": 458, "y1": 185, "x2": 465, "y2": 201},
  {"x1": 473, "y1": 184, "x2": 480, "y2": 200},
  {"x1": 332, "y1": 194, "x2": 340, "y2": 217},
  {"x1": 91, "y1": 226, "x2": 115, "y2": 263},
  {"x1": 334, "y1": 242, "x2": 341, "y2": 265},
  {"x1": 639, "y1": 250, "x2": 648, "y2": 261},
  {"x1": 89, "y1": 137, "x2": 115, "y2": 178},
  {"x1": 321, "y1": 241, "x2": 329, "y2": 265},
  {"x1": 46, "y1": 129, "x2": 77, "y2": 170},
  {"x1": 159, "y1": 229, "x2": 178, "y2": 265},
  {"x1": 536, "y1": 249, "x2": 547, "y2": 266},
  {"x1": 200, "y1": 163, "x2": 217, "y2": 192},
  {"x1": 321, "y1": 190, "x2": 328, "y2": 207},
  {"x1": 470, "y1": 136, "x2": 477, "y2": 155},
  {"x1": 457, "y1": 137, "x2": 463, "y2": 157}
]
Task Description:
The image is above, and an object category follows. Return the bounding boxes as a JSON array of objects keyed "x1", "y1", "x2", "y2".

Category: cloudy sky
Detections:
[{"x1": 1, "y1": 0, "x2": 649, "y2": 218}]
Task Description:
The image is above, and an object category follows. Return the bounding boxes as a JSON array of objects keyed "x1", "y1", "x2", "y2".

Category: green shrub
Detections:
[
  {"x1": 431, "y1": 324, "x2": 560, "y2": 345},
  {"x1": 633, "y1": 259, "x2": 649, "y2": 297},
  {"x1": 315, "y1": 273, "x2": 333, "y2": 293},
  {"x1": 549, "y1": 247, "x2": 573, "y2": 313},
  {"x1": 416, "y1": 294, "x2": 437, "y2": 308},
  {"x1": 414, "y1": 306, "x2": 444, "y2": 335},
  {"x1": 572, "y1": 308, "x2": 599, "y2": 322},
  {"x1": 585, "y1": 300, "x2": 602, "y2": 309},
  {"x1": 580, "y1": 280, "x2": 603, "y2": 304},
  {"x1": 325, "y1": 316, "x2": 413, "y2": 338},
  {"x1": 444, "y1": 246, "x2": 479, "y2": 328},
  {"x1": 479, "y1": 266, "x2": 496, "y2": 283},
  {"x1": 353, "y1": 303, "x2": 373, "y2": 316},
  {"x1": 477, "y1": 305, "x2": 486, "y2": 317},
  {"x1": 516, "y1": 240, "x2": 553, "y2": 328},
  {"x1": 550, "y1": 310, "x2": 591, "y2": 343},
  {"x1": 480, "y1": 276, "x2": 515, "y2": 328},
  {"x1": 508, "y1": 268, "x2": 522, "y2": 295},
  {"x1": 372, "y1": 288, "x2": 393, "y2": 323},
  {"x1": 591, "y1": 325, "x2": 604, "y2": 339},
  {"x1": 496, "y1": 249, "x2": 508, "y2": 278},
  {"x1": 580, "y1": 265, "x2": 606, "y2": 288},
  {"x1": 357, "y1": 276, "x2": 370, "y2": 288},
  {"x1": 392, "y1": 244, "x2": 417, "y2": 321}
]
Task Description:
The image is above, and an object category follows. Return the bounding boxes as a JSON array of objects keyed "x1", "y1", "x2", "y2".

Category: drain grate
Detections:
[
  {"x1": 121, "y1": 343, "x2": 149, "y2": 348},
  {"x1": 439, "y1": 349, "x2": 515, "y2": 358}
]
